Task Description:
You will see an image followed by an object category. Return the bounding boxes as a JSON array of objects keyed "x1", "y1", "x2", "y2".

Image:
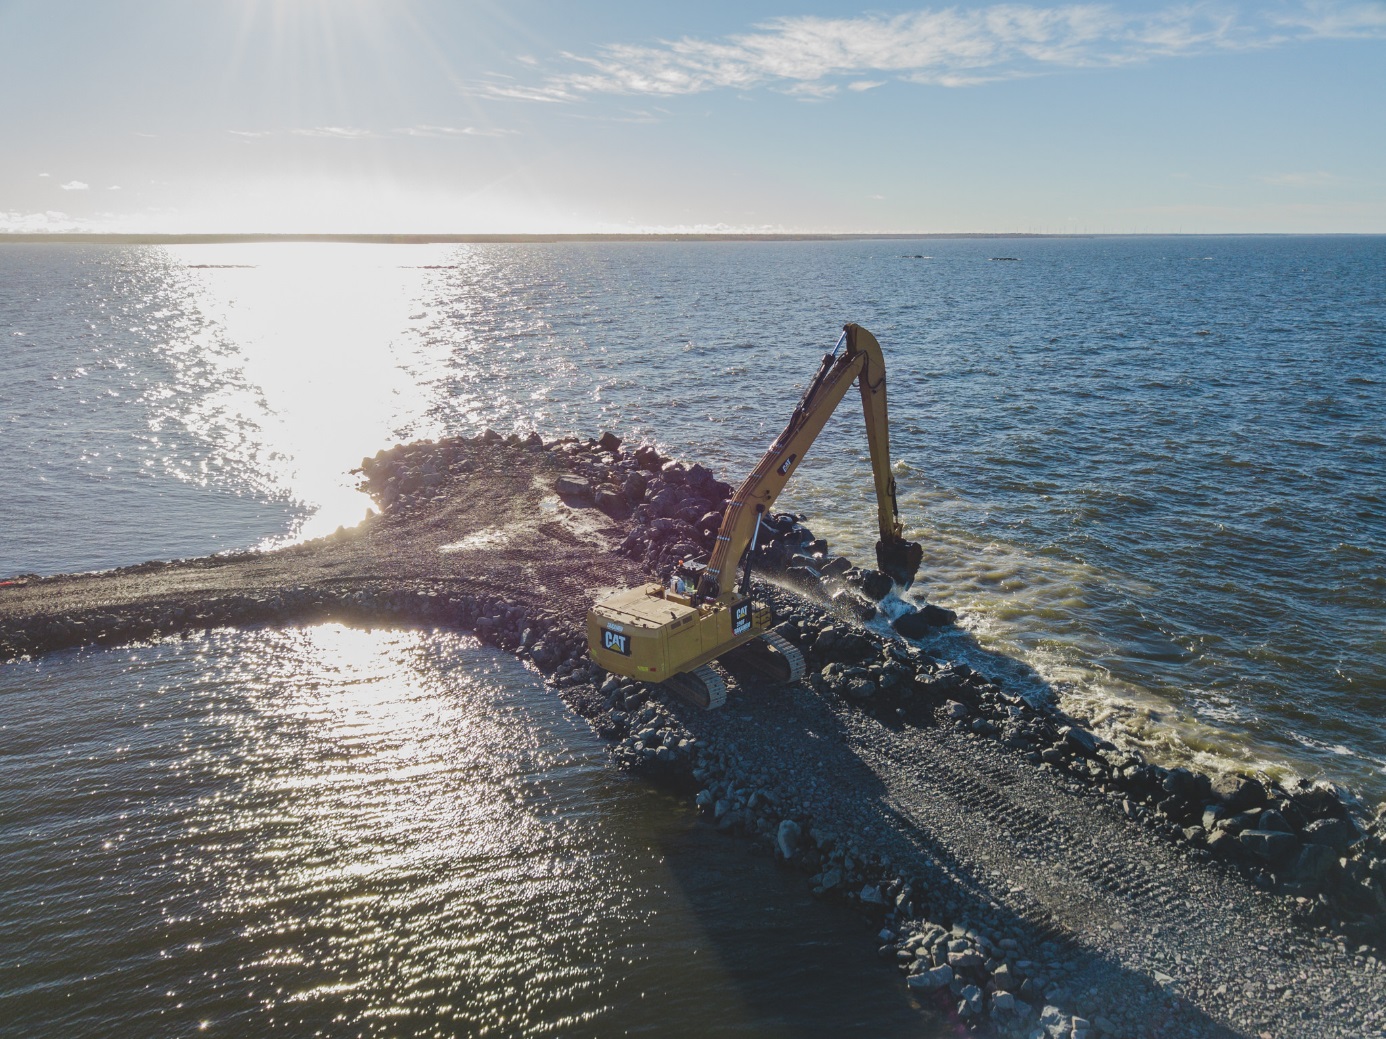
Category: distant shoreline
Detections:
[{"x1": 0, "y1": 231, "x2": 1374, "y2": 245}]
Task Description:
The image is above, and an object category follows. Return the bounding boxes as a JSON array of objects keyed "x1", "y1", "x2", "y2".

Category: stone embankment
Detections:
[{"x1": 3, "y1": 430, "x2": 1385, "y2": 1038}]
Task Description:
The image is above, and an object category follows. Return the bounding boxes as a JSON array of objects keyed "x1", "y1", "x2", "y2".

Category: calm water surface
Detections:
[
  {"x1": 0, "y1": 627, "x2": 931, "y2": 1038},
  {"x1": 1, "y1": 237, "x2": 1383, "y2": 1035}
]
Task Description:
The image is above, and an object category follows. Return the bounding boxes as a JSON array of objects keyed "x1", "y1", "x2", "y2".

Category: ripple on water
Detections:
[{"x1": 0, "y1": 627, "x2": 937, "y2": 1038}]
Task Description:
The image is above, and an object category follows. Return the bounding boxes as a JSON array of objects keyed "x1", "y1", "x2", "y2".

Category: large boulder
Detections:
[
  {"x1": 1291, "y1": 842, "x2": 1340, "y2": 884},
  {"x1": 1211, "y1": 773, "x2": 1268, "y2": 812},
  {"x1": 1302, "y1": 817, "x2": 1360, "y2": 854},
  {"x1": 595, "y1": 485, "x2": 629, "y2": 518},
  {"x1": 848, "y1": 567, "x2": 895, "y2": 601},
  {"x1": 554, "y1": 474, "x2": 593, "y2": 502},
  {"x1": 1239, "y1": 829, "x2": 1298, "y2": 864}
]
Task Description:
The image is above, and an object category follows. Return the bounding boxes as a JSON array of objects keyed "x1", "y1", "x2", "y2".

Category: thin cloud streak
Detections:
[
  {"x1": 230, "y1": 125, "x2": 516, "y2": 139},
  {"x1": 477, "y1": 1, "x2": 1386, "y2": 101},
  {"x1": 60, "y1": 181, "x2": 89, "y2": 191},
  {"x1": 394, "y1": 124, "x2": 518, "y2": 137}
]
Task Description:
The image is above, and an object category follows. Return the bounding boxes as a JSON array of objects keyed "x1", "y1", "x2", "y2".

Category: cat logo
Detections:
[
  {"x1": 732, "y1": 600, "x2": 752, "y2": 636},
  {"x1": 602, "y1": 628, "x2": 631, "y2": 656}
]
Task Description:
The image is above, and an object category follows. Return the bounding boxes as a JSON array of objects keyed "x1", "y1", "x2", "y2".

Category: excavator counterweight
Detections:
[{"x1": 587, "y1": 323, "x2": 922, "y2": 709}]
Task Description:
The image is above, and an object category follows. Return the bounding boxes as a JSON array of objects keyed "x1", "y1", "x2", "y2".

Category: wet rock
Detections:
[
  {"x1": 819, "y1": 556, "x2": 853, "y2": 579},
  {"x1": 892, "y1": 607, "x2": 943, "y2": 639},
  {"x1": 830, "y1": 589, "x2": 877, "y2": 622},
  {"x1": 597, "y1": 431, "x2": 622, "y2": 453},
  {"x1": 848, "y1": 567, "x2": 894, "y2": 601},
  {"x1": 1062, "y1": 725, "x2": 1102, "y2": 759}
]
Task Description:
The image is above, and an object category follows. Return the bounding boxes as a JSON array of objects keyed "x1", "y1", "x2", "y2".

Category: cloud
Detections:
[
  {"x1": 290, "y1": 126, "x2": 376, "y2": 138},
  {"x1": 38, "y1": 172, "x2": 50, "y2": 178},
  {"x1": 230, "y1": 124, "x2": 516, "y2": 140},
  {"x1": 1258, "y1": 170, "x2": 1345, "y2": 187},
  {"x1": 60, "y1": 180, "x2": 89, "y2": 191},
  {"x1": 478, "y1": 1, "x2": 1386, "y2": 101},
  {"x1": 394, "y1": 124, "x2": 517, "y2": 137},
  {"x1": 107, "y1": 185, "x2": 122, "y2": 191},
  {"x1": 1269, "y1": 1, "x2": 1386, "y2": 37}
]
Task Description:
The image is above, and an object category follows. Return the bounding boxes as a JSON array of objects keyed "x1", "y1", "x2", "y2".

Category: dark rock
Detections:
[
  {"x1": 906, "y1": 964, "x2": 953, "y2": 991},
  {"x1": 1291, "y1": 842, "x2": 1340, "y2": 884},
  {"x1": 919, "y1": 603, "x2": 957, "y2": 627},
  {"x1": 849, "y1": 568, "x2": 895, "y2": 601},
  {"x1": 649, "y1": 487, "x2": 683, "y2": 518},
  {"x1": 948, "y1": 949, "x2": 984, "y2": 970},
  {"x1": 594, "y1": 486, "x2": 629, "y2": 518},
  {"x1": 842, "y1": 676, "x2": 877, "y2": 700},
  {"x1": 892, "y1": 605, "x2": 954, "y2": 638},
  {"x1": 777, "y1": 819, "x2": 801, "y2": 858},
  {"x1": 828, "y1": 632, "x2": 875, "y2": 663},
  {"x1": 597, "y1": 431, "x2": 622, "y2": 453},
  {"x1": 1062, "y1": 726, "x2": 1101, "y2": 759},
  {"x1": 1163, "y1": 766, "x2": 1212, "y2": 803},
  {"x1": 830, "y1": 589, "x2": 876, "y2": 622},
  {"x1": 1258, "y1": 809, "x2": 1294, "y2": 834},
  {"x1": 1240, "y1": 829, "x2": 1298, "y2": 864},
  {"x1": 1211, "y1": 773, "x2": 1268, "y2": 812},
  {"x1": 1302, "y1": 817, "x2": 1360, "y2": 854},
  {"x1": 623, "y1": 472, "x2": 649, "y2": 503},
  {"x1": 819, "y1": 555, "x2": 853, "y2": 579}
]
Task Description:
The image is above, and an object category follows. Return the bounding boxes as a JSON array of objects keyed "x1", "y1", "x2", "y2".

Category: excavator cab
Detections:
[{"x1": 587, "y1": 323, "x2": 922, "y2": 709}]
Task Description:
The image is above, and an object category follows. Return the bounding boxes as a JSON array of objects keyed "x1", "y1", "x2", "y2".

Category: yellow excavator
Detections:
[{"x1": 586, "y1": 323, "x2": 923, "y2": 708}]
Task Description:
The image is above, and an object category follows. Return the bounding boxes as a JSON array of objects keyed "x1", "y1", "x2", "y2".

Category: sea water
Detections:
[{"x1": 1, "y1": 237, "x2": 1383, "y2": 1034}]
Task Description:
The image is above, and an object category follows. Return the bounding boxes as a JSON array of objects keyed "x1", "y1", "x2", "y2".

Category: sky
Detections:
[{"x1": 1, "y1": 0, "x2": 1383, "y2": 234}]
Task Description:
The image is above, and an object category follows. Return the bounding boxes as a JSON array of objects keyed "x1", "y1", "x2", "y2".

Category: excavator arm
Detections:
[{"x1": 696, "y1": 323, "x2": 923, "y2": 601}]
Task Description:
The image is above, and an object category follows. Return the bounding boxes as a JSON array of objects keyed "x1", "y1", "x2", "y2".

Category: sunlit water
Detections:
[
  {"x1": 0, "y1": 627, "x2": 928, "y2": 1038},
  {"x1": 1, "y1": 238, "x2": 1383, "y2": 1031}
]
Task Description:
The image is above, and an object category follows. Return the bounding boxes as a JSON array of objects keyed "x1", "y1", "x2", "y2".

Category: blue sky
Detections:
[{"x1": 2, "y1": 0, "x2": 1383, "y2": 233}]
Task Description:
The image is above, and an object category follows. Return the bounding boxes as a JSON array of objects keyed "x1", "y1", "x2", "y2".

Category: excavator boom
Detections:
[
  {"x1": 698, "y1": 323, "x2": 921, "y2": 599},
  {"x1": 586, "y1": 323, "x2": 923, "y2": 707}
]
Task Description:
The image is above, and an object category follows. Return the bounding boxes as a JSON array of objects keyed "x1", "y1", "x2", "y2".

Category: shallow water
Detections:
[{"x1": 0, "y1": 627, "x2": 933, "y2": 1038}]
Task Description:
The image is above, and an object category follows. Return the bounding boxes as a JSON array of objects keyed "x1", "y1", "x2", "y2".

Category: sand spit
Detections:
[{"x1": 3, "y1": 431, "x2": 1384, "y2": 1038}]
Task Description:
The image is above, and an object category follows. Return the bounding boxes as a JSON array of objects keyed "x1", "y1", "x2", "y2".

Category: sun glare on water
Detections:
[{"x1": 160, "y1": 243, "x2": 462, "y2": 542}]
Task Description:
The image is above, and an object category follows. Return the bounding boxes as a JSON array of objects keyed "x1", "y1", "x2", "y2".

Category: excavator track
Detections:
[
  {"x1": 721, "y1": 631, "x2": 806, "y2": 685},
  {"x1": 663, "y1": 664, "x2": 728, "y2": 711}
]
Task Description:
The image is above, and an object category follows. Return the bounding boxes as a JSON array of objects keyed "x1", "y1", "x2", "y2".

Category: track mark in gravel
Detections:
[{"x1": 867, "y1": 735, "x2": 1204, "y2": 942}]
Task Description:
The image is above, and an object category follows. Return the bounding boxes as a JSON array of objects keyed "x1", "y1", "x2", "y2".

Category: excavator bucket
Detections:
[{"x1": 876, "y1": 537, "x2": 924, "y2": 591}]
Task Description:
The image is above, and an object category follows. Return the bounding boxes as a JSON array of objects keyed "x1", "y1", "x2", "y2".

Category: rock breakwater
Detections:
[{"x1": 3, "y1": 430, "x2": 1384, "y2": 1037}]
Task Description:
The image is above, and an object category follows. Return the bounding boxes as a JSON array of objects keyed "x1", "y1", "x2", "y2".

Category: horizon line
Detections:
[{"x1": 1, "y1": 231, "x2": 1383, "y2": 245}]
